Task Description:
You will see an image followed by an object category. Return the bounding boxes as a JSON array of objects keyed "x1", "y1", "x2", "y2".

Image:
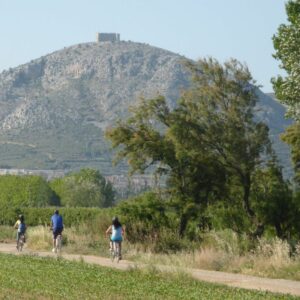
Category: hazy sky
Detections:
[{"x1": 0, "y1": 0, "x2": 287, "y2": 92}]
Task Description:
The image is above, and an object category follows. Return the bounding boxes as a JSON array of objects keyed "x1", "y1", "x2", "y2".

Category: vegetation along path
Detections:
[{"x1": 0, "y1": 243, "x2": 299, "y2": 297}]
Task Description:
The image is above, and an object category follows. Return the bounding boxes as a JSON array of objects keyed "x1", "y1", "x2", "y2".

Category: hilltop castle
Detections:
[{"x1": 96, "y1": 32, "x2": 120, "y2": 42}]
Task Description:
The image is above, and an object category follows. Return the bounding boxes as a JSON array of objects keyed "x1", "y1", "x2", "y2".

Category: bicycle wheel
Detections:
[
  {"x1": 111, "y1": 242, "x2": 116, "y2": 262},
  {"x1": 115, "y1": 242, "x2": 120, "y2": 263},
  {"x1": 17, "y1": 235, "x2": 24, "y2": 252},
  {"x1": 56, "y1": 235, "x2": 62, "y2": 253},
  {"x1": 110, "y1": 241, "x2": 122, "y2": 262}
]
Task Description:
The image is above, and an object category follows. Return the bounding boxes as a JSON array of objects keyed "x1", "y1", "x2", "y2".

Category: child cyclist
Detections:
[
  {"x1": 106, "y1": 216, "x2": 125, "y2": 259},
  {"x1": 14, "y1": 214, "x2": 26, "y2": 248}
]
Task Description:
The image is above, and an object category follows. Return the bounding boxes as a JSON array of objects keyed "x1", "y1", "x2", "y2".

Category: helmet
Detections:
[{"x1": 19, "y1": 214, "x2": 24, "y2": 222}]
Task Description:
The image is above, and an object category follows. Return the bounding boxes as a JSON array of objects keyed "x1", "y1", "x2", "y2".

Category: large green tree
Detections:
[
  {"x1": 106, "y1": 58, "x2": 272, "y2": 235},
  {"x1": 0, "y1": 175, "x2": 59, "y2": 208},
  {"x1": 179, "y1": 60, "x2": 269, "y2": 198},
  {"x1": 272, "y1": 0, "x2": 300, "y2": 182},
  {"x1": 50, "y1": 169, "x2": 115, "y2": 207},
  {"x1": 107, "y1": 93, "x2": 226, "y2": 234},
  {"x1": 176, "y1": 58, "x2": 271, "y2": 236}
]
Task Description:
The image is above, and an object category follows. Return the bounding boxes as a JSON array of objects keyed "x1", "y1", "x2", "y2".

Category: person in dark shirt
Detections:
[{"x1": 50, "y1": 210, "x2": 64, "y2": 252}]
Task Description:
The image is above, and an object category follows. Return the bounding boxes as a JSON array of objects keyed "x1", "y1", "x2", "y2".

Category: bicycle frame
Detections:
[
  {"x1": 110, "y1": 241, "x2": 121, "y2": 262},
  {"x1": 17, "y1": 234, "x2": 25, "y2": 252},
  {"x1": 55, "y1": 234, "x2": 62, "y2": 254}
]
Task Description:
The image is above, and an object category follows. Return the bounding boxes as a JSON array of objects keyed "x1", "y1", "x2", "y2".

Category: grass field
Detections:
[
  {"x1": 2, "y1": 225, "x2": 300, "y2": 283},
  {"x1": 0, "y1": 253, "x2": 298, "y2": 300},
  {"x1": 19, "y1": 225, "x2": 300, "y2": 282}
]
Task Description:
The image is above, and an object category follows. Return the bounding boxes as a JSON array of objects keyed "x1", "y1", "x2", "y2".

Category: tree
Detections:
[
  {"x1": 251, "y1": 156, "x2": 296, "y2": 239},
  {"x1": 106, "y1": 58, "x2": 272, "y2": 235},
  {"x1": 106, "y1": 94, "x2": 224, "y2": 235},
  {"x1": 272, "y1": 0, "x2": 300, "y2": 182},
  {"x1": 0, "y1": 175, "x2": 59, "y2": 208},
  {"x1": 282, "y1": 123, "x2": 300, "y2": 183},
  {"x1": 174, "y1": 58, "x2": 271, "y2": 236},
  {"x1": 50, "y1": 169, "x2": 115, "y2": 207}
]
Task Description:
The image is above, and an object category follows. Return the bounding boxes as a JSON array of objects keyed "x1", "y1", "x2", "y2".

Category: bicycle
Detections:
[
  {"x1": 110, "y1": 241, "x2": 121, "y2": 262},
  {"x1": 54, "y1": 234, "x2": 62, "y2": 254},
  {"x1": 17, "y1": 234, "x2": 25, "y2": 252}
]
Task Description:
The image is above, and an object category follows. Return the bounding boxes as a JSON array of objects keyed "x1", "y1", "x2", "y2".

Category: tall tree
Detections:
[
  {"x1": 176, "y1": 58, "x2": 271, "y2": 235},
  {"x1": 106, "y1": 58, "x2": 271, "y2": 235},
  {"x1": 106, "y1": 94, "x2": 225, "y2": 234},
  {"x1": 272, "y1": 0, "x2": 300, "y2": 182}
]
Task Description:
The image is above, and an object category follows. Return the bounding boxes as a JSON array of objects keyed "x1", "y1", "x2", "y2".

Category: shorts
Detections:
[
  {"x1": 16, "y1": 232, "x2": 25, "y2": 241},
  {"x1": 53, "y1": 228, "x2": 63, "y2": 239},
  {"x1": 111, "y1": 237, "x2": 122, "y2": 242}
]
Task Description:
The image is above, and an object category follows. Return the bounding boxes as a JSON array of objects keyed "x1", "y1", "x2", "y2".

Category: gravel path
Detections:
[{"x1": 0, "y1": 243, "x2": 299, "y2": 297}]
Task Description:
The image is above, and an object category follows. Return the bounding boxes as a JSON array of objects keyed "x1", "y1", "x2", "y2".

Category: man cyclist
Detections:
[
  {"x1": 51, "y1": 210, "x2": 64, "y2": 253},
  {"x1": 14, "y1": 214, "x2": 26, "y2": 249}
]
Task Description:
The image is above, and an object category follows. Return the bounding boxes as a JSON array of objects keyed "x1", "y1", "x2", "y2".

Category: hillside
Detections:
[{"x1": 0, "y1": 41, "x2": 292, "y2": 176}]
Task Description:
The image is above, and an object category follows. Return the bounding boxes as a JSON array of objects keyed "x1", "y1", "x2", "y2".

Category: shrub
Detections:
[
  {"x1": 0, "y1": 175, "x2": 59, "y2": 208},
  {"x1": 0, "y1": 207, "x2": 114, "y2": 227},
  {"x1": 50, "y1": 169, "x2": 115, "y2": 207},
  {"x1": 153, "y1": 228, "x2": 190, "y2": 253}
]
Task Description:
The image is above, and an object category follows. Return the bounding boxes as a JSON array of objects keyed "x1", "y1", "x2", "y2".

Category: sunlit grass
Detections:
[
  {"x1": 0, "y1": 225, "x2": 15, "y2": 242},
  {"x1": 0, "y1": 253, "x2": 297, "y2": 300},
  {"x1": 128, "y1": 234, "x2": 300, "y2": 281},
  {"x1": 2, "y1": 225, "x2": 300, "y2": 281}
]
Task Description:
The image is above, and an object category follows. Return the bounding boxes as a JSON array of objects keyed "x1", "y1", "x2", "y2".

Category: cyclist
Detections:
[
  {"x1": 14, "y1": 214, "x2": 26, "y2": 248},
  {"x1": 106, "y1": 216, "x2": 125, "y2": 260},
  {"x1": 50, "y1": 209, "x2": 64, "y2": 253}
]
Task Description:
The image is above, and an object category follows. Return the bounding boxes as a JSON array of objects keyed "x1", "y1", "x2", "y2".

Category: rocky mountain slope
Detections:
[{"x1": 0, "y1": 41, "x2": 292, "y2": 176}]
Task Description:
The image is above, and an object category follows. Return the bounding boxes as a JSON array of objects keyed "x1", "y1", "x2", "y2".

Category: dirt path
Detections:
[{"x1": 0, "y1": 243, "x2": 299, "y2": 297}]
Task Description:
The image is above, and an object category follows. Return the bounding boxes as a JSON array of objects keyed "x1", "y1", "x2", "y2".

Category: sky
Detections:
[{"x1": 0, "y1": 0, "x2": 288, "y2": 92}]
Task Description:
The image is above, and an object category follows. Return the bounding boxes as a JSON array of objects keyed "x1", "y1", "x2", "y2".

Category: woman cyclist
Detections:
[{"x1": 106, "y1": 216, "x2": 125, "y2": 259}]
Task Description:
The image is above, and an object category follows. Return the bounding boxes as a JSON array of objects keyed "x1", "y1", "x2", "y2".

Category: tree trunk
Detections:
[
  {"x1": 179, "y1": 212, "x2": 188, "y2": 237},
  {"x1": 242, "y1": 175, "x2": 255, "y2": 218},
  {"x1": 275, "y1": 222, "x2": 283, "y2": 239},
  {"x1": 242, "y1": 174, "x2": 265, "y2": 238},
  {"x1": 252, "y1": 223, "x2": 265, "y2": 238}
]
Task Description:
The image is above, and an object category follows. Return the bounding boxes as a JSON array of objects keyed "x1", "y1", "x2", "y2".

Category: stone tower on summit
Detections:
[{"x1": 96, "y1": 33, "x2": 120, "y2": 42}]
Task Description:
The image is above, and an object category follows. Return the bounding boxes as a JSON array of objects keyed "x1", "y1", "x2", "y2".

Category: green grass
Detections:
[
  {"x1": 0, "y1": 254, "x2": 298, "y2": 300},
  {"x1": 0, "y1": 226, "x2": 15, "y2": 242}
]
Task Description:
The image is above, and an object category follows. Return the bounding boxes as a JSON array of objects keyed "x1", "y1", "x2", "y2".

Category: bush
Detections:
[
  {"x1": 0, "y1": 175, "x2": 59, "y2": 208},
  {"x1": 50, "y1": 169, "x2": 115, "y2": 207},
  {"x1": 116, "y1": 192, "x2": 171, "y2": 242},
  {"x1": 206, "y1": 202, "x2": 251, "y2": 235},
  {"x1": 0, "y1": 207, "x2": 114, "y2": 227},
  {"x1": 153, "y1": 228, "x2": 190, "y2": 253}
]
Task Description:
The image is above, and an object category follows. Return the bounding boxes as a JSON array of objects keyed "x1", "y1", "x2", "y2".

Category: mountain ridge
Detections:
[{"x1": 0, "y1": 41, "x2": 292, "y2": 177}]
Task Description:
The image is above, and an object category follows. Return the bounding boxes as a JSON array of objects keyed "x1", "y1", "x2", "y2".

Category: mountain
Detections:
[
  {"x1": 0, "y1": 41, "x2": 292, "y2": 176},
  {"x1": 254, "y1": 90, "x2": 292, "y2": 177}
]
